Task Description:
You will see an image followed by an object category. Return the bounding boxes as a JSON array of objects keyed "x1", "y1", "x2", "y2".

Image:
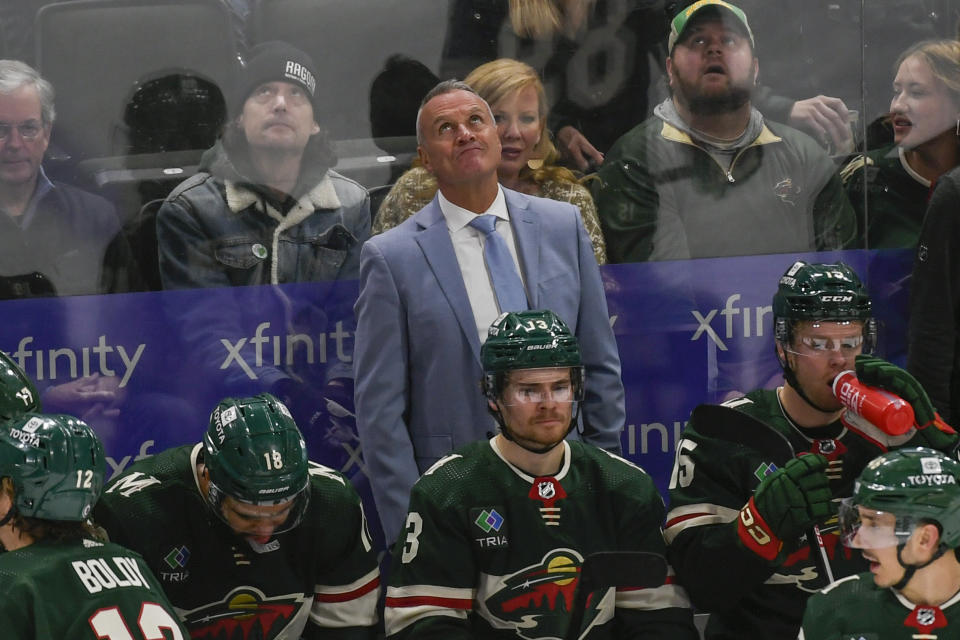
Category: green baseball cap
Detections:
[{"x1": 668, "y1": 0, "x2": 755, "y2": 53}]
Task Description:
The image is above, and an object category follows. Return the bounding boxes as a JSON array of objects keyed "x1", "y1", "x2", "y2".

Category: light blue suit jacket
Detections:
[{"x1": 353, "y1": 187, "x2": 625, "y2": 543}]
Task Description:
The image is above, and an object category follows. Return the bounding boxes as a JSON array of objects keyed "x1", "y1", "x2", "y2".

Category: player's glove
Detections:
[
  {"x1": 738, "y1": 454, "x2": 833, "y2": 563},
  {"x1": 855, "y1": 354, "x2": 958, "y2": 452}
]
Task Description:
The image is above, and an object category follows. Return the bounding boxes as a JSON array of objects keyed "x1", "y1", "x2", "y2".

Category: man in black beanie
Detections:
[
  {"x1": 157, "y1": 41, "x2": 369, "y2": 290},
  {"x1": 155, "y1": 42, "x2": 369, "y2": 441}
]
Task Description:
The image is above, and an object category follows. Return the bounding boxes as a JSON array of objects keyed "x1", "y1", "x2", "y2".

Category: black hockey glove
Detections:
[
  {"x1": 855, "y1": 355, "x2": 958, "y2": 452},
  {"x1": 738, "y1": 454, "x2": 833, "y2": 563}
]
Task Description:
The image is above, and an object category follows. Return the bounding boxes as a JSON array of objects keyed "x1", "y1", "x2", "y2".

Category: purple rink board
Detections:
[{"x1": 0, "y1": 248, "x2": 913, "y2": 541}]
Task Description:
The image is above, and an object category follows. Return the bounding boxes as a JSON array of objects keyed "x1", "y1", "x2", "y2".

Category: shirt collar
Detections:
[
  {"x1": 18, "y1": 165, "x2": 55, "y2": 229},
  {"x1": 437, "y1": 184, "x2": 509, "y2": 233}
]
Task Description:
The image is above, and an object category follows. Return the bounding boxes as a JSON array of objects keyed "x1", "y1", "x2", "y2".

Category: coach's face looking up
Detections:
[{"x1": 417, "y1": 88, "x2": 501, "y2": 212}]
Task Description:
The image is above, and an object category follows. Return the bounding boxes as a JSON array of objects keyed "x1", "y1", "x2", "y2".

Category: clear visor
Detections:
[
  {"x1": 500, "y1": 381, "x2": 576, "y2": 406},
  {"x1": 839, "y1": 498, "x2": 917, "y2": 549},
  {"x1": 783, "y1": 323, "x2": 867, "y2": 359}
]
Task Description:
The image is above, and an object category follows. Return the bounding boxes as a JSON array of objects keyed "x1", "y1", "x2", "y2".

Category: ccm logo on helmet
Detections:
[{"x1": 820, "y1": 295, "x2": 853, "y2": 302}]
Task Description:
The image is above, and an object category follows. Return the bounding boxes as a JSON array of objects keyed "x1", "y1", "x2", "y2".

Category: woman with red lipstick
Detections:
[
  {"x1": 374, "y1": 58, "x2": 607, "y2": 264},
  {"x1": 840, "y1": 39, "x2": 960, "y2": 248}
]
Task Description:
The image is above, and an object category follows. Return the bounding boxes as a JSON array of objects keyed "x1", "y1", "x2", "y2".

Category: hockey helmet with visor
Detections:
[{"x1": 202, "y1": 393, "x2": 310, "y2": 535}]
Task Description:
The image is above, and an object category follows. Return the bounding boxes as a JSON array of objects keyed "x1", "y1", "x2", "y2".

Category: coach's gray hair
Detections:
[
  {"x1": 0, "y1": 60, "x2": 56, "y2": 125},
  {"x1": 415, "y1": 79, "x2": 492, "y2": 146}
]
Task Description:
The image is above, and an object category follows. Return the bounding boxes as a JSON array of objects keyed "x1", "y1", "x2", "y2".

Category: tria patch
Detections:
[
  {"x1": 159, "y1": 545, "x2": 190, "y2": 583},
  {"x1": 474, "y1": 508, "x2": 505, "y2": 533},
  {"x1": 754, "y1": 462, "x2": 778, "y2": 482},
  {"x1": 164, "y1": 545, "x2": 190, "y2": 569},
  {"x1": 471, "y1": 507, "x2": 509, "y2": 549}
]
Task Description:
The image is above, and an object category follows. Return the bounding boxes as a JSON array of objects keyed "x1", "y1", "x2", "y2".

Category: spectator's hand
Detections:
[
  {"x1": 788, "y1": 95, "x2": 852, "y2": 154},
  {"x1": 272, "y1": 376, "x2": 355, "y2": 432},
  {"x1": 738, "y1": 454, "x2": 833, "y2": 563},
  {"x1": 556, "y1": 125, "x2": 604, "y2": 171},
  {"x1": 42, "y1": 374, "x2": 125, "y2": 421},
  {"x1": 855, "y1": 355, "x2": 958, "y2": 451}
]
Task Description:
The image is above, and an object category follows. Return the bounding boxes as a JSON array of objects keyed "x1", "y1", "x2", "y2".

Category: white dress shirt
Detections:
[{"x1": 437, "y1": 185, "x2": 527, "y2": 345}]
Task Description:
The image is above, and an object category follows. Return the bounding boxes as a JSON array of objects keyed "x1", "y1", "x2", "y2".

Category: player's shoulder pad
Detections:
[
  {"x1": 575, "y1": 442, "x2": 661, "y2": 502},
  {"x1": 101, "y1": 445, "x2": 192, "y2": 500},
  {"x1": 410, "y1": 445, "x2": 490, "y2": 506},
  {"x1": 307, "y1": 461, "x2": 361, "y2": 501},
  {"x1": 819, "y1": 573, "x2": 862, "y2": 596},
  {"x1": 808, "y1": 573, "x2": 879, "y2": 612},
  {"x1": 577, "y1": 441, "x2": 649, "y2": 475}
]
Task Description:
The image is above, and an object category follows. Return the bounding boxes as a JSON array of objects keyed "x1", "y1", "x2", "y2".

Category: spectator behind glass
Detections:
[
  {"x1": 439, "y1": 0, "x2": 673, "y2": 170},
  {"x1": 369, "y1": 54, "x2": 440, "y2": 155},
  {"x1": 840, "y1": 39, "x2": 960, "y2": 249},
  {"x1": 909, "y1": 164, "x2": 960, "y2": 423},
  {"x1": 157, "y1": 41, "x2": 369, "y2": 291},
  {"x1": 0, "y1": 59, "x2": 139, "y2": 297},
  {"x1": 374, "y1": 58, "x2": 607, "y2": 264},
  {"x1": 594, "y1": 0, "x2": 857, "y2": 263},
  {"x1": 155, "y1": 42, "x2": 369, "y2": 447},
  {"x1": 0, "y1": 59, "x2": 142, "y2": 425}
]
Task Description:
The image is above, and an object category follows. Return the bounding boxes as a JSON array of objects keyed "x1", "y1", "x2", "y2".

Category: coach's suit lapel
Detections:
[
  {"x1": 505, "y1": 188, "x2": 541, "y2": 308},
  {"x1": 413, "y1": 198, "x2": 483, "y2": 364}
]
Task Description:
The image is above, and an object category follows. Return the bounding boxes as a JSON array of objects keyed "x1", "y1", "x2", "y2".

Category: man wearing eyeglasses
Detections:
[
  {"x1": 384, "y1": 309, "x2": 698, "y2": 640},
  {"x1": 0, "y1": 59, "x2": 137, "y2": 297},
  {"x1": 664, "y1": 260, "x2": 959, "y2": 639}
]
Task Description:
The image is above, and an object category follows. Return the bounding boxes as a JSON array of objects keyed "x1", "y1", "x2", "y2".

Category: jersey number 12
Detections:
[{"x1": 89, "y1": 603, "x2": 184, "y2": 639}]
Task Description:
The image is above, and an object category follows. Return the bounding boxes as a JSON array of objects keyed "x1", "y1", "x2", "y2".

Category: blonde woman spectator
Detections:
[
  {"x1": 841, "y1": 39, "x2": 960, "y2": 248},
  {"x1": 373, "y1": 58, "x2": 607, "y2": 264}
]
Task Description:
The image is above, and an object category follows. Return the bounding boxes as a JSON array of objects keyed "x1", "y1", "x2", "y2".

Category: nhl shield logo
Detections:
[
  {"x1": 916, "y1": 608, "x2": 937, "y2": 626},
  {"x1": 904, "y1": 604, "x2": 947, "y2": 634},
  {"x1": 538, "y1": 481, "x2": 556, "y2": 500}
]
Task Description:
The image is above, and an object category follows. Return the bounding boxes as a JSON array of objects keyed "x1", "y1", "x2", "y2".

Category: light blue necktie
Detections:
[{"x1": 468, "y1": 214, "x2": 528, "y2": 312}]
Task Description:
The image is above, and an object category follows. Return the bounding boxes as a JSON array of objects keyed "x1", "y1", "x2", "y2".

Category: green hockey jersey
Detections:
[
  {"x1": 385, "y1": 438, "x2": 698, "y2": 640},
  {"x1": 665, "y1": 389, "x2": 920, "y2": 639},
  {"x1": 94, "y1": 443, "x2": 380, "y2": 640},
  {"x1": 801, "y1": 573, "x2": 960, "y2": 639},
  {"x1": 0, "y1": 537, "x2": 190, "y2": 639},
  {"x1": 840, "y1": 144, "x2": 932, "y2": 249}
]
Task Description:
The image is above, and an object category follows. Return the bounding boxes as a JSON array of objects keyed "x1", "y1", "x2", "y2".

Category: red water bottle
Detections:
[{"x1": 832, "y1": 371, "x2": 915, "y2": 436}]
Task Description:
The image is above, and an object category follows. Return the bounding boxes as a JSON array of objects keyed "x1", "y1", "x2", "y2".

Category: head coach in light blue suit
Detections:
[{"x1": 354, "y1": 80, "x2": 625, "y2": 545}]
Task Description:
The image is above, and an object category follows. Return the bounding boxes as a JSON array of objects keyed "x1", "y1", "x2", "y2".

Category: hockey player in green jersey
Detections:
[
  {"x1": 95, "y1": 392, "x2": 380, "y2": 640},
  {"x1": 665, "y1": 260, "x2": 959, "y2": 639},
  {"x1": 0, "y1": 412, "x2": 190, "y2": 639},
  {"x1": 385, "y1": 309, "x2": 698, "y2": 640},
  {"x1": 0, "y1": 349, "x2": 39, "y2": 423},
  {"x1": 801, "y1": 447, "x2": 960, "y2": 639}
]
